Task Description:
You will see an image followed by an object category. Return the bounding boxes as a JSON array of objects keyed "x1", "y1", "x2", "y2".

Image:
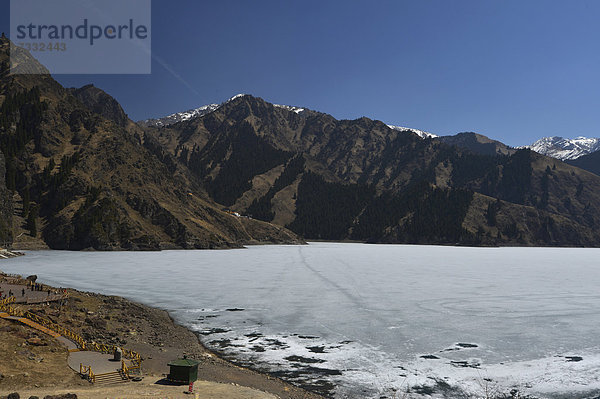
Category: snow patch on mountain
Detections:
[
  {"x1": 387, "y1": 125, "x2": 438, "y2": 139},
  {"x1": 139, "y1": 94, "x2": 311, "y2": 127},
  {"x1": 273, "y1": 104, "x2": 306, "y2": 114},
  {"x1": 138, "y1": 104, "x2": 220, "y2": 127},
  {"x1": 139, "y1": 94, "x2": 248, "y2": 128},
  {"x1": 227, "y1": 93, "x2": 247, "y2": 102},
  {"x1": 523, "y1": 136, "x2": 600, "y2": 161}
]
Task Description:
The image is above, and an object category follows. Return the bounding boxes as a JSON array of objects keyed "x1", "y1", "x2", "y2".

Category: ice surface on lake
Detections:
[{"x1": 3, "y1": 243, "x2": 600, "y2": 398}]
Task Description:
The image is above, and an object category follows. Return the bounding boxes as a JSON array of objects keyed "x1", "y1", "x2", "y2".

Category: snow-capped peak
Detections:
[
  {"x1": 522, "y1": 136, "x2": 600, "y2": 160},
  {"x1": 387, "y1": 125, "x2": 438, "y2": 139},
  {"x1": 138, "y1": 104, "x2": 220, "y2": 128},
  {"x1": 139, "y1": 94, "x2": 251, "y2": 128},
  {"x1": 273, "y1": 104, "x2": 306, "y2": 114},
  {"x1": 227, "y1": 93, "x2": 247, "y2": 102}
]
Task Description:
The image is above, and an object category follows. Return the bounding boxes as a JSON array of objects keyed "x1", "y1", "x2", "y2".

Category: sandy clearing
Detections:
[{"x1": 6, "y1": 378, "x2": 279, "y2": 399}]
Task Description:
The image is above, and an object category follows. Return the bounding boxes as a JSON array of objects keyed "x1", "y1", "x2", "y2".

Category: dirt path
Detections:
[
  {"x1": 0, "y1": 272, "x2": 326, "y2": 399},
  {"x1": 0, "y1": 281, "x2": 63, "y2": 303}
]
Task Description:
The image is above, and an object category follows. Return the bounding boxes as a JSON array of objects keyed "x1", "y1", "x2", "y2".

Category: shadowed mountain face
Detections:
[
  {"x1": 0, "y1": 149, "x2": 12, "y2": 245},
  {"x1": 436, "y1": 132, "x2": 515, "y2": 157},
  {"x1": 567, "y1": 151, "x2": 600, "y2": 176},
  {"x1": 146, "y1": 94, "x2": 600, "y2": 247},
  {"x1": 0, "y1": 38, "x2": 301, "y2": 250},
  {"x1": 4, "y1": 37, "x2": 600, "y2": 248},
  {"x1": 68, "y1": 84, "x2": 129, "y2": 127}
]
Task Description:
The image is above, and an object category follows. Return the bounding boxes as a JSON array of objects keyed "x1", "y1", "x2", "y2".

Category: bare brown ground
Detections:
[
  {"x1": 0, "y1": 272, "x2": 326, "y2": 399},
  {"x1": 10, "y1": 378, "x2": 278, "y2": 399}
]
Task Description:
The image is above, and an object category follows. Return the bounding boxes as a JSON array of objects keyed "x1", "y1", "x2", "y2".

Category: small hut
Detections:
[{"x1": 167, "y1": 357, "x2": 200, "y2": 384}]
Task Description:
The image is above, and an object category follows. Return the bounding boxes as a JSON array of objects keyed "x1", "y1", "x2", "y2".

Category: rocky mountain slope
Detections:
[
  {"x1": 567, "y1": 150, "x2": 600, "y2": 176},
  {"x1": 525, "y1": 136, "x2": 600, "y2": 160},
  {"x1": 5, "y1": 36, "x2": 600, "y2": 248},
  {"x1": 138, "y1": 95, "x2": 306, "y2": 128},
  {"x1": 436, "y1": 132, "x2": 515, "y2": 157},
  {"x1": 387, "y1": 125, "x2": 437, "y2": 139},
  {"x1": 145, "y1": 94, "x2": 600, "y2": 247},
  {"x1": 139, "y1": 103, "x2": 221, "y2": 128},
  {"x1": 0, "y1": 38, "x2": 300, "y2": 250},
  {"x1": 68, "y1": 84, "x2": 129, "y2": 127},
  {"x1": 0, "y1": 148, "x2": 12, "y2": 246}
]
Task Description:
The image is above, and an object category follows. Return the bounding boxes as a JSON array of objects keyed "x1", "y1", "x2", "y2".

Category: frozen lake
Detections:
[{"x1": 2, "y1": 243, "x2": 600, "y2": 397}]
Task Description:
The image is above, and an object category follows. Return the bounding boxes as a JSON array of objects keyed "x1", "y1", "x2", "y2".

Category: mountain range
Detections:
[
  {"x1": 141, "y1": 94, "x2": 600, "y2": 246},
  {"x1": 142, "y1": 100, "x2": 600, "y2": 161},
  {"x1": 139, "y1": 103, "x2": 222, "y2": 128},
  {"x1": 524, "y1": 136, "x2": 600, "y2": 160},
  {"x1": 0, "y1": 37, "x2": 300, "y2": 250},
  {"x1": 3, "y1": 36, "x2": 600, "y2": 249}
]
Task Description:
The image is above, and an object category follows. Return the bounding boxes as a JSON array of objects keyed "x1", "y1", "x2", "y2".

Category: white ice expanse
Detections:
[{"x1": 2, "y1": 243, "x2": 600, "y2": 398}]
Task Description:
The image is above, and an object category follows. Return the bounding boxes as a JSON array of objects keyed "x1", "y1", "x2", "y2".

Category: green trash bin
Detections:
[{"x1": 167, "y1": 357, "x2": 200, "y2": 384}]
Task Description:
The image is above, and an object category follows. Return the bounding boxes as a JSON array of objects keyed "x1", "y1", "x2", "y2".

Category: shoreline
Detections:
[
  {"x1": 163, "y1": 302, "x2": 333, "y2": 398},
  {"x1": 6, "y1": 249, "x2": 600, "y2": 398},
  {"x1": 0, "y1": 268, "x2": 327, "y2": 399},
  {"x1": 0, "y1": 249, "x2": 25, "y2": 259},
  {"x1": 9, "y1": 240, "x2": 600, "y2": 254}
]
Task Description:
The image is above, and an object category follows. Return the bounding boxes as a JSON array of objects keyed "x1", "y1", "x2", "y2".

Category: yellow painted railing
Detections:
[
  {"x1": 80, "y1": 363, "x2": 96, "y2": 383},
  {"x1": 0, "y1": 296, "x2": 16, "y2": 307},
  {"x1": 121, "y1": 359, "x2": 129, "y2": 377},
  {"x1": 87, "y1": 342, "x2": 142, "y2": 369},
  {"x1": 0, "y1": 296, "x2": 22, "y2": 317},
  {"x1": 23, "y1": 311, "x2": 88, "y2": 349},
  {"x1": 1, "y1": 298, "x2": 142, "y2": 371}
]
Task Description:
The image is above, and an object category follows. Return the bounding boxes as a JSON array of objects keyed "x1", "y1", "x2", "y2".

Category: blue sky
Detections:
[{"x1": 1, "y1": 0, "x2": 600, "y2": 147}]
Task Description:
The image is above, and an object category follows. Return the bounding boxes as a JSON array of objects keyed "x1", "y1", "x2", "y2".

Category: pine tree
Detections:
[
  {"x1": 22, "y1": 187, "x2": 30, "y2": 217},
  {"x1": 26, "y1": 205, "x2": 38, "y2": 236}
]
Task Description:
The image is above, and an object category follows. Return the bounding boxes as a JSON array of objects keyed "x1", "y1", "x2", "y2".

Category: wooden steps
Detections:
[{"x1": 93, "y1": 370, "x2": 129, "y2": 385}]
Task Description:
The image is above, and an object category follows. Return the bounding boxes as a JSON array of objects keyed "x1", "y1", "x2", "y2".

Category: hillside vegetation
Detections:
[
  {"x1": 3, "y1": 38, "x2": 600, "y2": 248},
  {"x1": 148, "y1": 94, "x2": 600, "y2": 246},
  {"x1": 0, "y1": 38, "x2": 301, "y2": 250}
]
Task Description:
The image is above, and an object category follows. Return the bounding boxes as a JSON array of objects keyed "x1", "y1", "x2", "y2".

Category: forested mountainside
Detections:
[
  {"x1": 0, "y1": 37, "x2": 301, "y2": 250},
  {"x1": 146, "y1": 94, "x2": 600, "y2": 246},
  {"x1": 0, "y1": 148, "x2": 12, "y2": 246},
  {"x1": 3, "y1": 36, "x2": 600, "y2": 249},
  {"x1": 435, "y1": 132, "x2": 515, "y2": 157},
  {"x1": 567, "y1": 151, "x2": 600, "y2": 177}
]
